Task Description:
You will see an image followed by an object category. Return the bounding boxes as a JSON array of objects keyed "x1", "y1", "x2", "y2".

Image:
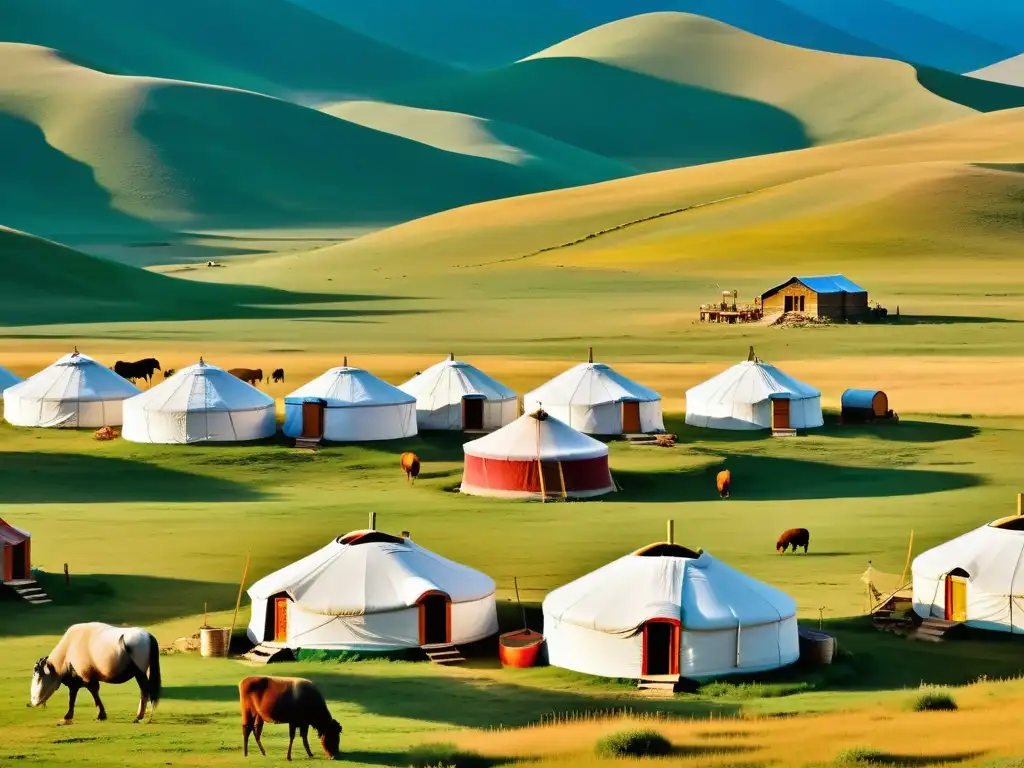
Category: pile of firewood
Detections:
[
  {"x1": 654, "y1": 433, "x2": 677, "y2": 447},
  {"x1": 93, "y1": 426, "x2": 119, "y2": 441}
]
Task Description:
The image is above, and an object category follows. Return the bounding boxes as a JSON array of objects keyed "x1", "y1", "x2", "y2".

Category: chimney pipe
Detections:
[
  {"x1": 369, "y1": 511, "x2": 376, "y2": 530},
  {"x1": 588, "y1": 346, "x2": 593, "y2": 364},
  {"x1": 667, "y1": 519, "x2": 675, "y2": 545},
  {"x1": 748, "y1": 346, "x2": 755, "y2": 362}
]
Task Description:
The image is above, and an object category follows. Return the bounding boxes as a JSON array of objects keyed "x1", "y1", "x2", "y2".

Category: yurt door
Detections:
[
  {"x1": 273, "y1": 596, "x2": 289, "y2": 643},
  {"x1": 301, "y1": 400, "x2": 325, "y2": 439},
  {"x1": 622, "y1": 400, "x2": 641, "y2": 434},
  {"x1": 771, "y1": 398, "x2": 790, "y2": 430},
  {"x1": 462, "y1": 396, "x2": 485, "y2": 431},
  {"x1": 419, "y1": 592, "x2": 451, "y2": 645},
  {"x1": 11, "y1": 542, "x2": 27, "y2": 580},
  {"x1": 945, "y1": 573, "x2": 968, "y2": 623},
  {"x1": 642, "y1": 620, "x2": 679, "y2": 676}
]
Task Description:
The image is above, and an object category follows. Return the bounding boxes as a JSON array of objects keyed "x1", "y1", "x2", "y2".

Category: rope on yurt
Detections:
[
  {"x1": 557, "y1": 461, "x2": 567, "y2": 500},
  {"x1": 536, "y1": 414, "x2": 546, "y2": 502}
]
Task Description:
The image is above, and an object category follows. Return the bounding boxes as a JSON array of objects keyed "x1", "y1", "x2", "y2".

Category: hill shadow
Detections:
[
  {"x1": 397, "y1": 57, "x2": 810, "y2": 170},
  {"x1": 165, "y1": 668, "x2": 736, "y2": 728},
  {"x1": 882, "y1": 314, "x2": 1019, "y2": 325},
  {"x1": 819, "y1": 418, "x2": 980, "y2": 444},
  {"x1": 611, "y1": 452, "x2": 979, "y2": 503},
  {"x1": 915, "y1": 65, "x2": 1024, "y2": 112},
  {"x1": 0, "y1": 452, "x2": 267, "y2": 503},
  {"x1": 0, "y1": 573, "x2": 236, "y2": 638}
]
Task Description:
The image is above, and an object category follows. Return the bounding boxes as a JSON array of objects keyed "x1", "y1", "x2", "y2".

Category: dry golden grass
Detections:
[
  {"x1": 449, "y1": 680, "x2": 1024, "y2": 766},
  {"x1": 2, "y1": 341, "x2": 1023, "y2": 417}
]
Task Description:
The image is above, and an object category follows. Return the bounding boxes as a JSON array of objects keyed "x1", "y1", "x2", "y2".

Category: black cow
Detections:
[
  {"x1": 271, "y1": 368, "x2": 285, "y2": 384},
  {"x1": 113, "y1": 359, "x2": 161, "y2": 385}
]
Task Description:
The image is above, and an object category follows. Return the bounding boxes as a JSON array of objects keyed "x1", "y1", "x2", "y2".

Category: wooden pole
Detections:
[
  {"x1": 1018, "y1": 493, "x2": 1023, "y2": 516},
  {"x1": 369, "y1": 511, "x2": 376, "y2": 530},
  {"x1": 899, "y1": 529, "x2": 914, "y2": 587},
  {"x1": 204, "y1": 602, "x2": 208, "y2": 629},
  {"x1": 557, "y1": 461, "x2": 567, "y2": 500},
  {"x1": 536, "y1": 416, "x2": 546, "y2": 502},
  {"x1": 228, "y1": 550, "x2": 251, "y2": 650},
  {"x1": 667, "y1": 519, "x2": 675, "y2": 544},
  {"x1": 588, "y1": 347, "x2": 593, "y2": 364}
]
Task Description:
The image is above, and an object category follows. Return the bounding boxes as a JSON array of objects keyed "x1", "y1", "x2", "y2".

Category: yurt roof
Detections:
[
  {"x1": 543, "y1": 545, "x2": 796, "y2": 633},
  {"x1": 248, "y1": 530, "x2": 495, "y2": 614},
  {"x1": 686, "y1": 360, "x2": 819, "y2": 405},
  {"x1": 126, "y1": 361, "x2": 273, "y2": 413},
  {"x1": 913, "y1": 519, "x2": 1024, "y2": 581},
  {"x1": 0, "y1": 517, "x2": 29, "y2": 546},
  {"x1": 399, "y1": 357, "x2": 516, "y2": 404},
  {"x1": 525, "y1": 362, "x2": 660, "y2": 407},
  {"x1": 463, "y1": 409, "x2": 608, "y2": 461},
  {"x1": 285, "y1": 366, "x2": 414, "y2": 407},
  {"x1": 0, "y1": 366, "x2": 22, "y2": 391},
  {"x1": 5, "y1": 351, "x2": 139, "y2": 402}
]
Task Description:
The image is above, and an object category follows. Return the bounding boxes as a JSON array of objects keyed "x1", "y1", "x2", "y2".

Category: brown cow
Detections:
[
  {"x1": 777, "y1": 528, "x2": 810, "y2": 554},
  {"x1": 239, "y1": 676, "x2": 342, "y2": 761},
  {"x1": 716, "y1": 469, "x2": 731, "y2": 499},
  {"x1": 229, "y1": 368, "x2": 263, "y2": 385},
  {"x1": 400, "y1": 452, "x2": 420, "y2": 483}
]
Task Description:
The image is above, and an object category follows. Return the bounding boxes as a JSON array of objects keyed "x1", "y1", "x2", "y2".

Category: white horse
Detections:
[{"x1": 29, "y1": 622, "x2": 162, "y2": 724}]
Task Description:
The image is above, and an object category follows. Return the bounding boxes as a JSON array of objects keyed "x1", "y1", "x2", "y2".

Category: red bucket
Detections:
[{"x1": 498, "y1": 629, "x2": 544, "y2": 668}]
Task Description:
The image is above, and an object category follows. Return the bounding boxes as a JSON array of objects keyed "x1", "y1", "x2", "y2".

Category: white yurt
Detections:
[
  {"x1": 685, "y1": 349, "x2": 822, "y2": 431},
  {"x1": 122, "y1": 360, "x2": 276, "y2": 444},
  {"x1": 461, "y1": 408, "x2": 615, "y2": 500},
  {"x1": 912, "y1": 516, "x2": 1024, "y2": 632},
  {"x1": 0, "y1": 366, "x2": 21, "y2": 393},
  {"x1": 3, "y1": 351, "x2": 140, "y2": 428},
  {"x1": 524, "y1": 350, "x2": 664, "y2": 435},
  {"x1": 399, "y1": 354, "x2": 517, "y2": 431},
  {"x1": 283, "y1": 362, "x2": 417, "y2": 442},
  {"x1": 543, "y1": 535, "x2": 799, "y2": 679},
  {"x1": 247, "y1": 529, "x2": 498, "y2": 652}
]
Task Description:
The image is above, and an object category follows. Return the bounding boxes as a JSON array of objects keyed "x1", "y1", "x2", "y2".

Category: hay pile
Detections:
[
  {"x1": 93, "y1": 426, "x2": 119, "y2": 440},
  {"x1": 772, "y1": 313, "x2": 833, "y2": 328},
  {"x1": 162, "y1": 633, "x2": 201, "y2": 655}
]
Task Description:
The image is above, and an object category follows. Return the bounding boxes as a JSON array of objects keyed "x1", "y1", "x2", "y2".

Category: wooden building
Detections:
[{"x1": 760, "y1": 275, "x2": 869, "y2": 320}]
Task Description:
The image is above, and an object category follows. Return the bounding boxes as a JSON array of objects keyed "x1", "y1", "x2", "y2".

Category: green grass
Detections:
[
  {"x1": 594, "y1": 729, "x2": 672, "y2": 758},
  {"x1": 909, "y1": 689, "x2": 959, "y2": 712},
  {"x1": 407, "y1": 743, "x2": 494, "y2": 768}
]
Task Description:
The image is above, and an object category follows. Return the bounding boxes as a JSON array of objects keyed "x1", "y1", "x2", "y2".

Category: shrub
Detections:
[
  {"x1": 835, "y1": 746, "x2": 888, "y2": 765},
  {"x1": 595, "y1": 729, "x2": 673, "y2": 758},
  {"x1": 910, "y1": 689, "x2": 958, "y2": 712},
  {"x1": 406, "y1": 742, "x2": 490, "y2": 768}
]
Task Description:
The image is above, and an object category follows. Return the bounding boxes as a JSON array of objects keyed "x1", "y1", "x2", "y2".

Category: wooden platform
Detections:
[
  {"x1": 4, "y1": 579, "x2": 52, "y2": 605},
  {"x1": 905, "y1": 618, "x2": 962, "y2": 643},
  {"x1": 294, "y1": 437, "x2": 322, "y2": 451},
  {"x1": 423, "y1": 643, "x2": 466, "y2": 665},
  {"x1": 241, "y1": 643, "x2": 294, "y2": 664},
  {"x1": 625, "y1": 433, "x2": 676, "y2": 447},
  {"x1": 771, "y1": 428, "x2": 798, "y2": 438},
  {"x1": 636, "y1": 674, "x2": 682, "y2": 694}
]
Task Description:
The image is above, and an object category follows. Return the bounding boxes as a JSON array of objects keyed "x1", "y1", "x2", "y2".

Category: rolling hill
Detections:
[
  {"x1": 970, "y1": 55, "x2": 1024, "y2": 88},
  {"x1": 390, "y1": 13, "x2": 1023, "y2": 172},
  {"x1": 0, "y1": 0, "x2": 453, "y2": 101},
  {"x1": 0, "y1": 45, "x2": 632, "y2": 239}
]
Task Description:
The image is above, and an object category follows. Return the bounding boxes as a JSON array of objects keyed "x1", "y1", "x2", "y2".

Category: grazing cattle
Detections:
[
  {"x1": 400, "y1": 452, "x2": 420, "y2": 483},
  {"x1": 716, "y1": 469, "x2": 731, "y2": 499},
  {"x1": 114, "y1": 358, "x2": 161, "y2": 385},
  {"x1": 29, "y1": 622, "x2": 161, "y2": 724},
  {"x1": 272, "y1": 368, "x2": 285, "y2": 384},
  {"x1": 164, "y1": 369, "x2": 176, "y2": 379},
  {"x1": 239, "y1": 676, "x2": 342, "y2": 761},
  {"x1": 229, "y1": 368, "x2": 263, "y2": 385},
  {"x1": 777, "y1": 528, "x2": 810, "y2": 554}
]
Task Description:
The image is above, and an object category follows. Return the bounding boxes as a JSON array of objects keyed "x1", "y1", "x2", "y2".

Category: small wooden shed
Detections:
[
  {"x1": 761, "y1": 275, "x2": 869, "y2": 320},
  {"x1": 0, "y1": 518, "x2": 31, "y2": 583},
  {"x1": 841, "y1": 389, "x2": 889, "y2": 422}
]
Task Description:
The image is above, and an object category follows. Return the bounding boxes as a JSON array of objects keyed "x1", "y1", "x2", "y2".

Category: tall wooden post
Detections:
[
  {"x1": 228, "y1": 550, "x2": 251, "y2": 651},
  {"x1": 369, "y1": 511, "x2": 377, "y2": 530},
  {"x1": 1018, "y1": 493, "x2": 1023, "y2": 516},
  {"x1": 588, "y1": 347, "x2": 593, "y2": 363},
  {"x1": 667, "y1": 519, "x2": 675, "y2": 545}
]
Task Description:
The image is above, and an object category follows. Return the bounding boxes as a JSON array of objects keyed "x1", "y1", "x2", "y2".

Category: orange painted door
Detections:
[
  {"x1": 273, "y1": 597, "x2": 289, "y2": 642},
  {"x1": 301, "y1": 401, "x2": 324, "y2": 438},
  {"x1": 772, "y1": 399, "x2": 790, "y2": 430},
  {"x1": 622, "y1": 401, "x2": 641, "y2": 433}
]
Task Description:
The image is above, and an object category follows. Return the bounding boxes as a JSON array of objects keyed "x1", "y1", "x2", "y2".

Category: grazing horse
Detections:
[
  {"x1": 229, "y1": 368, "x2": 263, "y2": 385},
  {"x1": 777, "y1": 528, "x2": 810, "y2": 554},
  {"x1": 400, "y1": 452, "x2": 420, "y2": 483},
  {"x1": 716, "y1": 469, "x2": 731, "y2": 499},
  {"x1": 114, "y1": 358, "x2": 161, "y2": 385},
  {"x1": 271, "y1": 368, "x2": 285, "y2": 384},
  {"x1": 29, "y1": 622, "x2": 161, "y2": 724},
  {"x1": 240, "y1": 676, "x2": 342, "y2": 761}
]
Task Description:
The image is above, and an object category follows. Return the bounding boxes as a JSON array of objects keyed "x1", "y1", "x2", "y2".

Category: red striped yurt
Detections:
[{"x1": 460, "y1": 409, "x2": 615, "y2": 500}]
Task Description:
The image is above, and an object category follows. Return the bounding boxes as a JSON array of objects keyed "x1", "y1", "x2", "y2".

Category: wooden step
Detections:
[
  {"x1": 422, "y1": 643, "x2": 465, "y2": 665},
  {"x1": 242, "y1": 644, "x2": 293, "y2": 665},
  {"x1": 4, "y1": 579, "x2": 51, "y2": 606},
  {"x1": 637, "y1": 674, "x2": 682, "y2": 693},
  {"x1": 294, "y1": 437, "x2": 321, "y2": 451},
  {"x1": 772, "y1": 428, "x2": 798, "y2": 438},
  {"x1": 907, "y1": 618, "x2": 961, "y2": 643}
]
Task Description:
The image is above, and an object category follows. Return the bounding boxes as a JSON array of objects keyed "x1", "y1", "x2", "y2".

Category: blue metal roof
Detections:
[{"x1": 796, "y1": 275, "x2": 867, "y2": 294}]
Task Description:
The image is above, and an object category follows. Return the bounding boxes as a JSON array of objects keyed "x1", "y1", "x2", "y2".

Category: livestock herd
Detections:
[{"x1": 112, "y1": 358, "x2": 286, "y2": 386}]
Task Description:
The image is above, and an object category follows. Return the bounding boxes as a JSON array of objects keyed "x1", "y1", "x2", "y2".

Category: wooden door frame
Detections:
[
  {"x1": 944, "y1": 572, "x2": 969, "y2": 622},
  {"x1": 273, "y1": 595, "x2": 289, "y2": 643},
  {"x1": 641, "y1": 618, "x2": 680, "y2": 676},
  {"x1": 417, "y1": 591, "x2": 452, "y2": 645},
  {"x1": 461, "y1": 396, "x2": 486, "y2": 431},
  {"x1": 2, "y1": 544, "x2": 10, "y2": 582},
  {"x1": 771, "y1": 398, "x2": 791, "y2": 430}
]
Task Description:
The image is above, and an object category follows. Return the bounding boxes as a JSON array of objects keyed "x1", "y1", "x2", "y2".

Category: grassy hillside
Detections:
[
  {"x1": 0, "y1": 45, "x2": 633, "y2": 239},
  {"x1": 0, "y1": 0, "x2": 452, "y2": 101},
  {"x1": 391, "y1": 13, "x2": 1019, "y2": 172}
]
